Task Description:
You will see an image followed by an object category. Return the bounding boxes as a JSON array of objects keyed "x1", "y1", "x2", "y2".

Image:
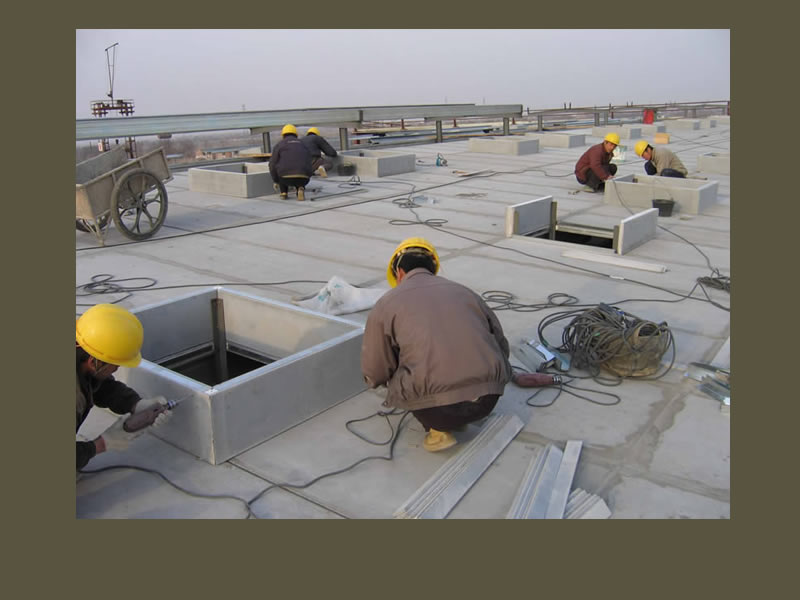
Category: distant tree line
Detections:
[{"x1": 75, "y1": 130, "x2": 265, "y2": 164}]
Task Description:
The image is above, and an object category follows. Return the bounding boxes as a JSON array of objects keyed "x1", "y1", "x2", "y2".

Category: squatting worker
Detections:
[
  {"x1": 575, "y1": 133, "x2": 620, "y2": 192},
  {"x1": 76, "y1": 304, "x2": 170, "y2": 470},
  {"x1": 634, "y1": 140, "x2": 687, "y2": 178},
  {"x1": 302, "y1": 127, "x2": 338, "y2": 178},
  {"x1": 361, "y1": 238, "x2": 512, "y2": 452},
  {"x1": 269, "y1": 124, "x2": 314, "y2": 201}
]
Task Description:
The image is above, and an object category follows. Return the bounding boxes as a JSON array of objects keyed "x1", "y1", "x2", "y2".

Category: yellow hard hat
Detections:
[
  {"x1": 604, "y1": 133, "x2": 620, "y2": 146},
  {"x1": 76, "y1": 304, "x2": 143, "y2": 368},
  {"x1": 634, "y1": 140, "x2": 650, "y2": 157},
  {"x1": 307, "y1": 127, "x2": 320, "y2": 136},
  {"x1": 281, "y1": 124, "x2": 298, "y2": 137},
  {"x1": 386, "y1": 237, "x2": 440, "y2": 287}
]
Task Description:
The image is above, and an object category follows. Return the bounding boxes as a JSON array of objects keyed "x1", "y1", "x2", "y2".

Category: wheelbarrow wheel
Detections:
[
  {"x1": 76, "y1": 214, "x2": 110, "y2": 232},
  {"x1": 111, "y1": 168, "x2": 168, "y2": 241}
]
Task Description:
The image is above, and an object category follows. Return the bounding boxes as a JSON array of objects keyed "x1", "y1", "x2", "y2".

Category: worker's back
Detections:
[{"x1": 270, "y1": 136, "x2": 313, "y2": 177}]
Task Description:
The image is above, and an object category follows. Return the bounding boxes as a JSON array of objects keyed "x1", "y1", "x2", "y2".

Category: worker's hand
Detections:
[
  {"x1": 100, "y1": 416, "x2": 145, "y2": 452},
  {"x1": 150, "y1": 407, "x2": 173, "y2": 429},
  {"x1": 134, "y1": 395, "x2": 168, "y2": 413}
]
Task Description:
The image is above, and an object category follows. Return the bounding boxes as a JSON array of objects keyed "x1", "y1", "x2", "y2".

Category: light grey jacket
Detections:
[
  {"x1": 361, "y1": 268, "x2": 511, "y2": 411},
  {"x1": 651, "y1": 147, "x2": 688, "y2": 176}
]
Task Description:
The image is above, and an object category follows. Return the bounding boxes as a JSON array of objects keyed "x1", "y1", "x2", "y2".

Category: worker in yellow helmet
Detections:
[
  {"x1": 76, "y1": 304, "x2": 170, "y2": 470},
  {"x1": 574, "y1": 133, "x2": 620, "y2": 192},
  {"x1": 269, "y1": 124, "x2": 314, "y2": 200},
  {"x1": 634, "y1": 140, "x2": 687, "y2": 178},
  {"x1": 302, "y1": 127, "x2": 338, "y2": 178},
  {"x1": 361, "y1": 238, "x2": 512, "y2": 452}
]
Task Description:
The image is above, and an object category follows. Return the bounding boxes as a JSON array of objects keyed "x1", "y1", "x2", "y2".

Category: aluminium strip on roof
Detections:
[
  {"x1": 506, "y1": 444, "x2": 563, "y2": 519},
  {"x1": 545, "y1": 440, "x2": 583, "y2": 519},
  {"x1": 393, "y1": 413, "x2": 524, "y2": 519}
]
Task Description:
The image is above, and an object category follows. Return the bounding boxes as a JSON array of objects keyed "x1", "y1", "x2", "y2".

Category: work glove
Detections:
[
  {"x1": 134, "y1": 395, "x2": 173, "y2": 429},
  {"x1": 100, "y1": 416, "x2": 146, "y2": 452},
  {"x1": 133, "y1": 395, "x2": 168, "y2": 413}
]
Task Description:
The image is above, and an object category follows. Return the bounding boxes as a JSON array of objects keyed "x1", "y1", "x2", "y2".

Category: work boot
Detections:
[
  {"x1": 423, "y1": 428, "x2": 457, "y2": 452},
  {"x1": 297, "y1": 187, "x2": 305, "y2": 201},
  {"x1": 280, "y1": 192, "x2": 288, "y2": 200},
  {"x1": 316, "y1": 166, "x2": 327, "y2": 178}
]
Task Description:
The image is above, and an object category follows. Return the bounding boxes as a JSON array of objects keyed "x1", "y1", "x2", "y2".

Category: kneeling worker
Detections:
[
  {"x1": 302, "y1": 127, "x2": 338, "y2": 178},
  {"x1": 76, "y1": 304, "x2": 171, "y2": 470},
  {"x1": 269, "y1": 124, "x2": 313, "y2": 200},
  {"x1": 634, "y1": 140, "x2": 687, "y2": 178},
  {"x1": 575, "y1": 133, "x2": 620, "y2": 192},
  {"x1": 361, "y1": 238, "x2": 512, "y2": 452}
]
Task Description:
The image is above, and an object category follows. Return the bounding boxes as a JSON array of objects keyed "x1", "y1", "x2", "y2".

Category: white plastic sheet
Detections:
[{"x1": 292, "y1": 276, "x2": 388, "y2": 316}]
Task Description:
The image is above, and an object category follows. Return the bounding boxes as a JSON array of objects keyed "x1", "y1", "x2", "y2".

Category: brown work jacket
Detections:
[
  {"x1": 361, "y1": 269, "x2": 511, "y2": 411},
  {"x1": 575, "y1": 143, "x2": 614, "y2": 182}
]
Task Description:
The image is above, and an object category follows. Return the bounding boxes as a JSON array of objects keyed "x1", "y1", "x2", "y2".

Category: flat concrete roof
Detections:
[{"x1": 76, "y1": 120, "x2": 730, "y2": 519}]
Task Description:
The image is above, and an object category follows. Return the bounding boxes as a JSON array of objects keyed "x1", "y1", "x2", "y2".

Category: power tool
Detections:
[{"x1": 123, "y1": 398, "x2": 181, "y2": 433}]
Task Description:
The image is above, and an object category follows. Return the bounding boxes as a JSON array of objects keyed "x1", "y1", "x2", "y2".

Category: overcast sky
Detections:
[{"x1": 75, "y1": 29, "x2": 729, "y2": 119}]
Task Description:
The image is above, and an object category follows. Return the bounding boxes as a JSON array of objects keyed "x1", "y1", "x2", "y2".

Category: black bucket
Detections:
[
  {"x1": 337, "y1": 163, "x2": 356, "y2": 176},
  {"x1": 652, "y1": 199, "x2": 675, "y2": 217}
]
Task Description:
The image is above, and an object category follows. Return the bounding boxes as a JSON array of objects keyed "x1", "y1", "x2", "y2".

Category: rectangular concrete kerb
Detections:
[
  {"x1": 338, "y1": 149, "x2": 416, "y2": 177},
  {"x1": 468, "y1": 137, "x2": 540, "y2": 155},
  {"x1": 521, "y1": 133, "x2": 586, "y2": 148},
  {"x1": 604, "y1": 174, "x2": 719, "y2": 215},
  {"x1": 592, "y1": 126, "x2": 641, "y2": 139},
  {"x1": 188, "y1": 162, "x2": 276, "y2": 198}
]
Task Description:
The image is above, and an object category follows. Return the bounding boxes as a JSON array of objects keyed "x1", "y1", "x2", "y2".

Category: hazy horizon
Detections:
[{"x1": 76, "y1": 29, "x2": 730, "y2": 119}]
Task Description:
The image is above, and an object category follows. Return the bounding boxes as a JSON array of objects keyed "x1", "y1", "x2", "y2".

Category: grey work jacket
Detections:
[
  {"x1": 361, "y1": 269, "x2": 511, "y2": 411},
  {"x1": 651, "y1": 147, "x2": 688, "y2": 176}
]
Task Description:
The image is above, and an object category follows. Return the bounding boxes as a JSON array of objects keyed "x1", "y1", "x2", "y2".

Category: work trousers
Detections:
[
  {"x1": 644, "y1": 162, "x2": 685, "y2": 178},
  {"x1": 276, "y1": 175, "x2": 310, "y2": 195},
  {"x1": 411, "y1": 394, "x2": 500, "y2": 432},
  {"x1": 578, "y1": 163, "x2": 617, "y2": 191},
  {"x1": 312, "y1": 156, "x2": 334, "y2": 172}
]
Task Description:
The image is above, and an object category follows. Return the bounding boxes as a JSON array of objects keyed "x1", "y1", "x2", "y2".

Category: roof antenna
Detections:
[{"x1": 105, "y1": 42, "x2": 119, "y2": 100}]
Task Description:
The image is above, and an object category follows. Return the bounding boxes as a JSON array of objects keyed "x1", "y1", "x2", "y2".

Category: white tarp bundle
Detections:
[{"x1": 292, "y1": 276, "x2": 388, "y2": 316}]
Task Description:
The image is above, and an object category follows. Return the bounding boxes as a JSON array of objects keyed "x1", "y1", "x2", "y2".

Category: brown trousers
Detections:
[{"x1": 411, "y1": 394, "x2": 500, "y2": 432}]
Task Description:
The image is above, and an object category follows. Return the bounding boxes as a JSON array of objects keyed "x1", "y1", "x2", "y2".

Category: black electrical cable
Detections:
[
  {"x1": 76, "y1": 273, "x2": 331, "y2": 307},
  {"x1": 78, "y1": 463, "x2": 257, "y2": 519},
  {"x1": 245, "y1": 411, "x2": 411, "y2": 511},
  {"x1": 78, "y1": 408, "x2": 411, "y2": 519}
]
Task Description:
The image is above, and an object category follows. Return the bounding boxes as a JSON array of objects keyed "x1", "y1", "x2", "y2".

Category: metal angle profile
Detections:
[
  {"x1": 506, "y1": 444, "x2": 563, "y2": 519},
  {"x1": 545, "y1": 440, "x2": 583, "y2": 519},
  {"x1": 393, "y1": 414, "x2": 524, "y2": 519},
  {"x1": 564, "y1": 488, "x2": 611, "y2": 519}
]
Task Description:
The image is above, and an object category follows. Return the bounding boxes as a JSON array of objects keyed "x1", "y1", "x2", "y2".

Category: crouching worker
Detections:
[
  {"x1": 269, "y1": 124, "x2": 313, "y2": 201},
  {"x1": 76, "y1": 304, "x2": 171, "y2": 470},
  {"x1": 575, "y1": 133, "x2": 619, "y2": 192},
  {"x1": 634, "y1": 140, "x2": 687, "y2": 178},
  {"x1": 361, "y1": 238, "x2": 512, "y2": 452}
]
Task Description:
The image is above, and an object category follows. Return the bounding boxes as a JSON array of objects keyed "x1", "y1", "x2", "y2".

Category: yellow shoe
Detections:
[
  {"x1": 316, "y1": 166, "x2": 327, "y2": 178},
  {"x1": 280, "y1": 192, "x2": 288, "y2": 200},
  {"x1": 297, "y1": 187, "x2": 305, "y2": 201},
  {"x1": 423, "y1": 428, "x2": 457, "y2": 452}
]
